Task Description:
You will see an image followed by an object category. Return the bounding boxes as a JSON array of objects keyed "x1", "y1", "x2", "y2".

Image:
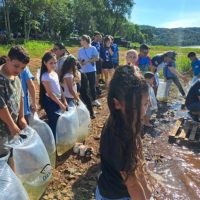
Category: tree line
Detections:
[{"x1": 0, "y1": 0, "x2": 152, "y2": 44}]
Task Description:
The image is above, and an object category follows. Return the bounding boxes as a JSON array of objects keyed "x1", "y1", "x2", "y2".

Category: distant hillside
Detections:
[{"x1": 139, "y1": 25, "x2": 200, "y2": 46}]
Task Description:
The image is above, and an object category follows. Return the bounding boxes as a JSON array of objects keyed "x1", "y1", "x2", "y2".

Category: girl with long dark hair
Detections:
[
  {"x1": 39, "y1": 52, "x2": 67, "y2": 137},
  {"x1": 59, "y1": 56, "x2": 80, "y2": 107},
  {"x1": 96, "y1": 65, "x2": 153, "y2": 200}
]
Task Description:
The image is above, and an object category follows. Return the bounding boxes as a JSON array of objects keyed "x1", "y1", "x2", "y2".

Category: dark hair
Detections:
[
  {"x1": 81, "y1": 35, "x2": 91, "y2": 44},
  {"x1": 104, "y1": 65, "x2": 148, "y2": 177},
  {"x1": 54, "y1": 43, "x2": 70, "y2": 55},
  {"x1": 93, "y1": 31, "x2": 101, "y2": 37},
  {"x1": 140, "y1": 44, "x2": 149, "y2": 51},
  {"x1": 59, "y1": 56, "x2": 77, "y2": 83},
  {"x1": 0, "y1": 56, "x2": 7, "y2": 65},
  {"x1": 144, "y1": 72, "x2": 154, "y2": 79},
  {"x1": 8, "y1": 46, "x2": 30, "y2": 64},
  {"x1": 103, "y1": 36, "x2": 111, "y2": 47},
  {"x1": 188, "y1": 52, "x2": 196, "y2": 58},
  {"x1": 39, "y1": 52, "x2": 55, "y2": 108}
]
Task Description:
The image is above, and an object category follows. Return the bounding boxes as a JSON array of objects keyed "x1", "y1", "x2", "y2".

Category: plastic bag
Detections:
[
  {"x1": 56, "y1": 107, "x2": 79, "y2": 156},
  {"x1": 29, "y1": 112, "x2": 56, "y2": 168},
  {"x1": 149, "y1": 86, "x2": 158, "y2": 111},
  {"x1": 6, "y1": 126, "x2": 52, "y2": 200},
  {"x1": 76, "y1": 101, "x2": 91, "y2": 142},
  {"x1": 0, "y1": 150, "x2": 29, "y2": 200},
  {"x1": 157, "y1": 79, "x2": 167, "y2": 102}
]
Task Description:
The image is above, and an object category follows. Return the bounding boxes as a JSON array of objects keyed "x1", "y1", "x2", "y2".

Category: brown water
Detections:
[{"x1": 145, "y1": 102, "x2": 200, "y2": 200}]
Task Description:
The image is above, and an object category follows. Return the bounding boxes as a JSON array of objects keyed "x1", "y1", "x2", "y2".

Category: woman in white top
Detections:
[
  {"x1": 39, "y1": 52, "x2": 67, "y2": 137},
  {"x1": 60, "y1": 56, "x2": 80, "y2": 107}
]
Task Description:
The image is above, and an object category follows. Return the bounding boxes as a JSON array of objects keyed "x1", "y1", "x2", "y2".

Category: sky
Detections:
[{"x1": 130, "y1": 0, "x2": 200, "y2": 28}]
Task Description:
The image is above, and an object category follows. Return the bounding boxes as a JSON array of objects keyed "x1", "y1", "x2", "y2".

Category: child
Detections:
[
  {"x1": 187, "y1": 52, "x2": 200, "y2": 84},
  {"x1": 110, "y1": 36, "x2": 119, "y2": 68},
  {"x1": 100, "y1": 36, "x2": 114, "y2": 88},
  {"x1": 126, "y1": 49, "x2": 142, "y2": 78},
  {"x1": 60, "y1": 56, "x2": 80, "y2": 107},
  {"x1": 0, "y1": 46, "x2": 29, "y2": 169},
  {"x1": 20, "y1": 66, "x2": 37, "y2": 123},
  {"x1": 137, "y1": 44, "x2": 152, "y2": 75},
  {"x1": 39, "y1": 52, "x2": 67, "y2": 137},
  {"x1": 144, "y1": 72, "x2": 158, "y2": 127},
  {"x1": 96, "y1": 65, "x2": 153, "y2": 200}
]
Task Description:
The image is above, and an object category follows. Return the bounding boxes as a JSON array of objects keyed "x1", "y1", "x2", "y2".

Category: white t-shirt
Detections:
[
  {"x1": 63, "y1": 73, "x2": 77, "y2": 98},
  {"x1": 41, "y1": 71, "x2": 61, "y2": 98}
]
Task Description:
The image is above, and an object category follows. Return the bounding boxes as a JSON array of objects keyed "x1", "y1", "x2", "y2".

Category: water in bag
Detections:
[
  {"x1": 157, "y1": 79, "x2": 168, "y2": 102},
  {"x1": 7, "y1": 126, "x2": 52, "y2": 200},
  {"x1": 76, "y1": 101, "x2": 91, "y2": 142},
  {"x1": 0, "y1": 150, "x2": 29, "y2": 200},
  {"x1": 56, "y1": 107, "x2": 79, "y2": 156},
  {"x1": 29, "y1": 112, "x2": 56, "y2": 168}
]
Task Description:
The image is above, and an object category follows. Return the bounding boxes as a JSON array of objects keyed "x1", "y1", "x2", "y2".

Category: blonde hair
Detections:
[{"x1": 126, "y1": 49, "x2": 138, "y2": 57}]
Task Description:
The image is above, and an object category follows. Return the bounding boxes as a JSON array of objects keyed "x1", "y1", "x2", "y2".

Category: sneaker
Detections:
[
  {"x1": 90, "y1": 113, "x2": 96, "y2": 119},
  {"x1": 92, "y1": 100, "x2": 101, "y2": 107},
  {"x1": 99, "y1": 79, "x2": 105, "y2": 84},
  {"x1": 96, "y1": 87, "x2": 102, "y2": 96}
]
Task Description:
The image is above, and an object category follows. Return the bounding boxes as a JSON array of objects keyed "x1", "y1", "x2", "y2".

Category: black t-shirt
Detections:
[
  {"x1": 151, "y1": 54, "x2": 164, "y2": 67},
  {"x1": 98, "y1": 123, "x2": 132, "y2": 199},
  {"x1": 186, "y1": 81, "x2": 200, "y2": 107}
]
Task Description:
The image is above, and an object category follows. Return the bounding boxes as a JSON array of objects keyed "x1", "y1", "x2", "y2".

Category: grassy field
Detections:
[{"x1": 0, "y1": 40, "x2": 200, "y2": 74}]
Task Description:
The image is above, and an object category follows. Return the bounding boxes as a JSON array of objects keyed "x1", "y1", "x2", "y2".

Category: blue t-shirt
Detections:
[
  {"x1": 137, "y1": 55, "x2": 152, "y2": 74},
  {"x1": 100, "y1": 46, "x2": 114, "y2": 62},
  {"x1": 20, "y1": 67, "x2": 34, "y2": 116},
  {"x1": 191, "y1": 58, "x2": 200, "y2": 76},
  {"x1": 111, "y1": 43, "x2": 119, "y2": 64},
  {"x1": 91, "y1": 41, "x2": 101, "y2": 54},
  {"x1": 78, "y1": 46, "x2": 99, "y2": 73},
  {"x1": 163, "y1": 62, "x2": 177, "y2": 78}
]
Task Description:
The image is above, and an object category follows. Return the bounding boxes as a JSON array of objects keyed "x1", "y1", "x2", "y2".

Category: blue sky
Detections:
[{"x1": 130, "y1": 0, "x2": 200, "y2": 28}]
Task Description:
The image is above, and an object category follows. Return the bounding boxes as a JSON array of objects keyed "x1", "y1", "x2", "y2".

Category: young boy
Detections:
[
  {"x1": 187, "y1": 52, "x2": 200, "y2": 84},
  {"x1": 144, "y1": 72, "x2": 157, "y2": 127},
  {"x1": 0, "y1": 46, "x2": 30, "y2": 168},
  {"x1": 20, "y1": 66, "x2": 37, "y2": 123},
  {"x1": 137, "y1": 44, "x2": 152, "y2": 75}
]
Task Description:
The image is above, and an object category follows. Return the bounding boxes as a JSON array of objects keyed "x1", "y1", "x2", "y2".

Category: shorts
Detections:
[
  {"x1": 113, "y1": 63, "x2": 119, "y2": 69},
  {"x1": 102, "y1": 61, "x2": 114, "y2": 70},
  {"x1": 96, "y1": 61, "x2": 102, "y2": 75},
  {"x1": 95, "y1": 187, "x2": 131, "y2": 200}
]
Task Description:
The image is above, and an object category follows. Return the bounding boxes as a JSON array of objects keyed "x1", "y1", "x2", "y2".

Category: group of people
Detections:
[{"x1": 0, "y1": 30, "x2": 200, "y2": 200}]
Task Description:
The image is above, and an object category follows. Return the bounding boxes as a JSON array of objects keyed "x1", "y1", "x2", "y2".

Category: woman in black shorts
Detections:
[{"x1": 100, "y1": 36, "x2": 114, "y2": 88}]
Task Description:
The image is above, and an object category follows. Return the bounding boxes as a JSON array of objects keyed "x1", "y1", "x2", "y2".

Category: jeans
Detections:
[
  {"x1": 165, "y1": 76, "x2": 185, "y2": 97},
  {"x1": 66, "y1": 98, "x2": 76, "y2": 107},
  {"x1": 43, "y1": 95, "x2": 60, "y2": 139},
  {"x1": 80, "y1": 72, "x2": 94, "y2": 116},
  {"x1": 95, "y1": 187, "x2": 131, "y2": 200},
  {"x1": 86, "y1": 71, "x2": 97, "y2": 101}
]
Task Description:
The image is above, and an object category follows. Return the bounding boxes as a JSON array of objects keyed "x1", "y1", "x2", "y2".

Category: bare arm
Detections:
[
  {"x1": 168, "y1": 67, "x2": 186, "y2": 81},
  {"x1": 198, "y1": 96, "x2": 200, "y2": 101},
  {"x1": 27, "y1": 79, "x2": 37, "y2": 112},
  {"x1": 109, "y1": 47, "x2": 114, "y2": 56},
  {"x1": 64, "y1": 77, "x2": 79, "y2": 101},
  {"x1": 42, "y1": 81, "x2": 66, "y2": 111}
]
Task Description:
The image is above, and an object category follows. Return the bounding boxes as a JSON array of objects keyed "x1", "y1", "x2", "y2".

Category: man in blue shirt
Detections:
[
  {"x1": 20, "y1": 66, "x2": 37, "y2": 123},
  {"x1": 163, "y1": 51, "x2": 187, "y2": 98},
  {"x1": 187, "y1": 52, "x2": 200, "y2": 84},
  {"x1": 91, "y1": 31, "x2": 102, "y2": 96}
]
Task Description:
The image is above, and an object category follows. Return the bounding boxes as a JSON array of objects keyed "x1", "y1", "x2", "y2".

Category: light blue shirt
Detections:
[
  {"x1": 78, "y1": 46, "x2": 99, "y2": 73},
  {"x1": 20, "y1": 67, "x2": 34, "y2": 116}
]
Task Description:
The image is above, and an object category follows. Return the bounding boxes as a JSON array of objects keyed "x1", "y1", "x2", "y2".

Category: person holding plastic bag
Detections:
[
  {"x1": 144, "y1": 72, "x2": 158, "y2": 127},
  {"x1": 20, "y1": 66, "x2": 37, "y2": 123},
  {"x1": 39, "y1": 52, "x2": 67, "y2": 138},
  {"x1": 60, "y1": 55, "x2": 80, "y2": 107},
  {"x1": 0, "y1": 46, "x2": 29, "y2": 170}
]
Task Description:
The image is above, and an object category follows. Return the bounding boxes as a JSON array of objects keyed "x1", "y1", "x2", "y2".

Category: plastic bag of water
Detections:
[
  {"x1": 0, "y1": 150, "x2": 29, "y2": 200},
  {"x1": 56, "y1": 107, "x2": 79, "y2": 156},
  {"x1": 76, "y1": 101, "x2": 91, "y2": 142},
  {"x1": 29, "y1": 112, "x2": 56, "y2": 167},
  {"x1": 6, "y1": 126, "x2": 52, "y2": 200},
  {"x1": 157, "y1": 79, "x2": 167, "y2": 102}
]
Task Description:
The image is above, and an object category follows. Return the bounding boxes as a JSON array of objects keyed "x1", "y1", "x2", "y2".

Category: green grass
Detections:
[{"x1": 0, "y1": 40, "x2": 200, "y2": 73}]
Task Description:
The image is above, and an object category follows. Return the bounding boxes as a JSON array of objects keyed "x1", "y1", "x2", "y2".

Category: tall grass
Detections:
[{"x1": 0, "y1": 40, "x2": 199, "y2": 73}]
